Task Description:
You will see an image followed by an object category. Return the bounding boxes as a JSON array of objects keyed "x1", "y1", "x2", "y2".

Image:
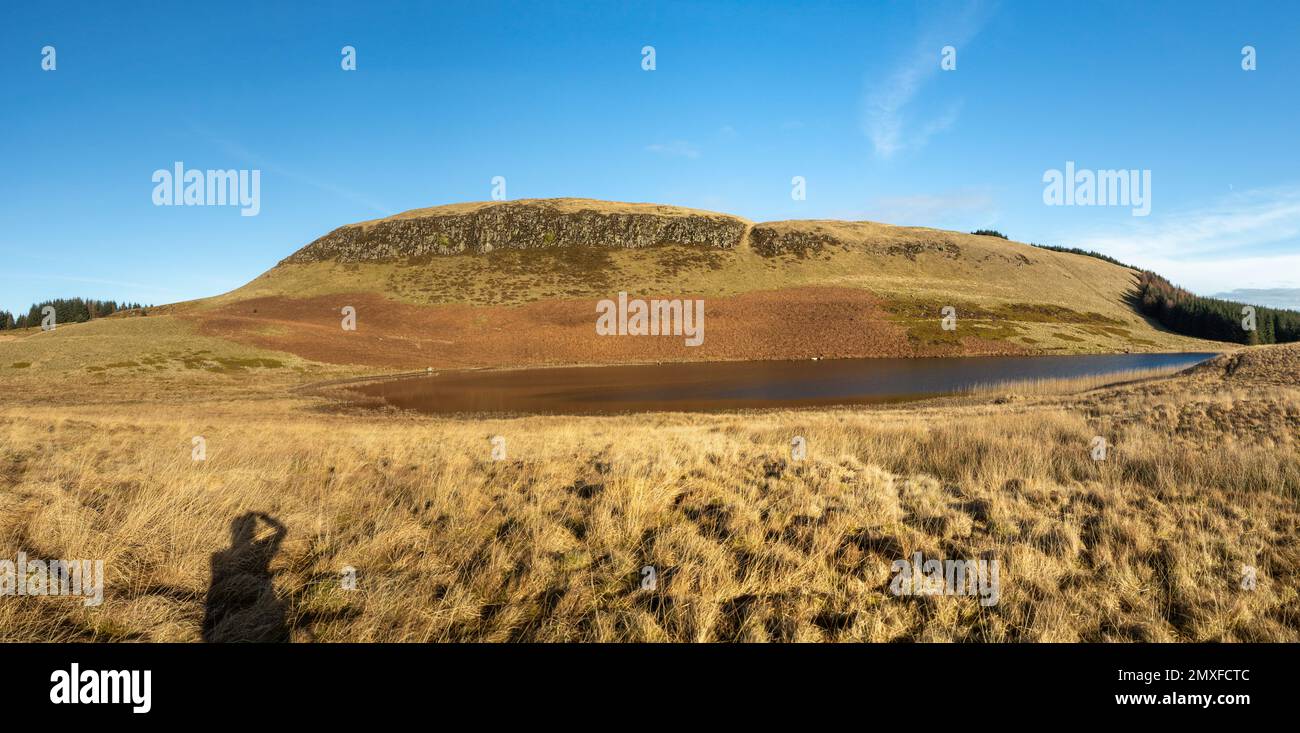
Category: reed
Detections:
[{"x1": 962, "y1": 365, "x2": 1187, "y2": 397}]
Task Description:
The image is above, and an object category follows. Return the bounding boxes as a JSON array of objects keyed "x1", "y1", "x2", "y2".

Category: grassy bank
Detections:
[{"x1": 1, "y1": 345, "x2": 1295, "y2": 642}]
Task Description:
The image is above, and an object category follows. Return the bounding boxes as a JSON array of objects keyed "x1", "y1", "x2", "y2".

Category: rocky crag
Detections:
[{"x1": 281, "y1": 198, "x2": 750, "y2": 263}]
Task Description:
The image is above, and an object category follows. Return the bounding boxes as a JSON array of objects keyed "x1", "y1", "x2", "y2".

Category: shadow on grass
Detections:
[{"x1": 202, "y1": 511, "x2": 290, "y2": 643}]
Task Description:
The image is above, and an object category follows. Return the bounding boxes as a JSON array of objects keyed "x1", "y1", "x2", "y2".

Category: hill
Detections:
[
  {"x1": 165, "y1": 198, "x2": 1216, "y2": 369},
  {"x1": 0, "y1": 198, "x2": 1291, "y2": 645}
]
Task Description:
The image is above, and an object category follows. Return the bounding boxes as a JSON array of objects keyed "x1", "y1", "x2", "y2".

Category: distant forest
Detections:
[
  {"x1": 1134, "y1": 271, "x2": 1300, "y2": 345},
  {"x1": 0, "y1": 298, "x2": 148, "y2": 330},
  {"x1": 1030, "y1": 243, "x2": 1300, "y2": 345},
  {"x1": 1028, "y1": 242, "x2": 1132, "y2": 268}
]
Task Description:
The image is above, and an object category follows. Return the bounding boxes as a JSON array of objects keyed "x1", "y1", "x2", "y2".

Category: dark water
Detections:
[{"x1": 355, "y1": 352, "x2": 1218, "y2": 415}]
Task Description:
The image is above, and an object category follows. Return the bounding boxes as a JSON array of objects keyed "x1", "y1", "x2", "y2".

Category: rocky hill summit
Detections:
[
  {"x1": 280, "y1": 198, "x2": 750, "y2": 263},
  {"x1": 191, "y1": 197, "x2": 1225, "y2": 368}
]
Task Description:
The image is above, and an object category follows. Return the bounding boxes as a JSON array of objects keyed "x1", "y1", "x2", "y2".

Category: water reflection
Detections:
[{"x1": 354, "y1": 352, "x2": 1217, "y2": 415}]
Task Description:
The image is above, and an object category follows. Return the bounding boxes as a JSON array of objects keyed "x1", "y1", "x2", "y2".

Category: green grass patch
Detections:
[
  {"x1": 885, "y1": 298, "x2": 1124, "y2": 326},
  {"x1": 885, "y1": 297, "x2": 1128, "y2": 347}
]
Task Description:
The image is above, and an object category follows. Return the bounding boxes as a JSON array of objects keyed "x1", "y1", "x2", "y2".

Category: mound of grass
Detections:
[{"x1": 0, "y1": 315, "x2": 351, "y2": 405}]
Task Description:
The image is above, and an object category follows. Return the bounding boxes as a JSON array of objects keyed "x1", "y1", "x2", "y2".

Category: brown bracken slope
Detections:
[{"x1": 173, "y1": 198, "x2": 1221, "y2": 369}]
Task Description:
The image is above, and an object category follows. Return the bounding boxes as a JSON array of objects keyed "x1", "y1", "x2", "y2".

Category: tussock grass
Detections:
[{"x1": 1, "y1": 350, "x2": 1296, "y2": 642}]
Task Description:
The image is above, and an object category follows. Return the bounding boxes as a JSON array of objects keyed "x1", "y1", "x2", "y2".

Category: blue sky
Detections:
[{"x1": 3, "y1": 0, "x2": 1299, "y2": 314}]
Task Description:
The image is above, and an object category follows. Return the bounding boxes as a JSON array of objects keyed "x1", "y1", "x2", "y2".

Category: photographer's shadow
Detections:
[{"x1": 202, "y1": 512, "x2": 290, "y2": 643}]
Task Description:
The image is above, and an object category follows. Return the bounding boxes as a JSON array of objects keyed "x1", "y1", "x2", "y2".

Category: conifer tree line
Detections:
[
  {"x1": 0, "y1": 298, "x2": 148, "y2": 330},
  {"x1": 1028, "y1": 243, "x2": 1300, "y2": 345},
  {"x1": 1134, "y1": 271, "x2": 1300, "y2": 345},
  {"x1": 1029, "y1": 242, "x2": 1131, "y2": 268}
]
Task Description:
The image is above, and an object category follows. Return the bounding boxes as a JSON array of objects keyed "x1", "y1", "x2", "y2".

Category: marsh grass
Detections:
[
  {"x1": 1, "y1": 351, "x2": 1295, "y2": 642},
  {"x1": 963, "y1": 365, "x2": 1189, "y2": 397}
]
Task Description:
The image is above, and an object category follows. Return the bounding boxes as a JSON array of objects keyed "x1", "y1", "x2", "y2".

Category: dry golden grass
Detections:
[
  {"x1": 963, "y1": 365, "x2": 1190, "y2": 397},
  {"x1": 1, "y1": 345, "x2": 1295, "y2": 642},
  {"x1": 351, "y1": 197, "x2": 750, "y2": 226},
  {"x1": 0, "y1": 315, "x2": 358, "y2": 404}
]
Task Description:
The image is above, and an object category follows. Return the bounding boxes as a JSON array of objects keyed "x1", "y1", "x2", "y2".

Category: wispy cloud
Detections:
[
  {"x1": 1212, "y1": 288, "x2": 1300, "y2": 310},
  {"x1": 645, "y1": 141, "x2": 701, "y2": 159},
  {"x1": 861, "y1": 1, "x2": 991, "y2": 159},
  {"x1": 192, "y1": 124, "x2": 394, "y2": 215},
  {"x1": 3, "y1": 273, "x2": 182, "y2": 295},
  {"x1": 1139, "y1": 253, "x2": 1300, "y2": 300},
  {"x1": 220, "y1": 140, "x2": 393, "y2": 215},
  {"x1": 1077, "y1": 186, "x2": 1300, "y2": 260},
  {"x1": 1073, "y1": 185, "x2": 1300, "y2": 295},
  {"x1": 864, "y1": 187, "x2": 998, "y2": 227}
]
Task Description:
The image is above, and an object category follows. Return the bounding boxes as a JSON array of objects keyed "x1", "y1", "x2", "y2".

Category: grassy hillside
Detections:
[
  {"x1": 0, "y1": 315, "x2": 354, "y2": 404},
  {"x1": 162, "y1": 199, "x2": 1220, "y2": 369},
  {"x1": 0, "y1": 199, "x2": 1225, "y2": 375}
]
